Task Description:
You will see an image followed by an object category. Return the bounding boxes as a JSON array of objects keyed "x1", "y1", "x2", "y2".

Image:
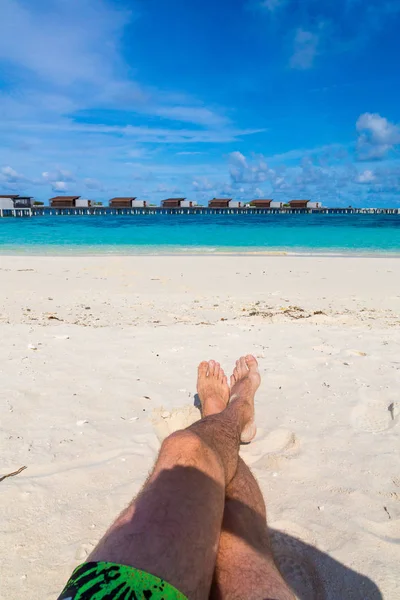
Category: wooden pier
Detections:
[
  {"x1": 0, "y1": 208, "x2": 32, "y2": 218},
  {"x1": 0, "y1": 206, "x2": 399, "y2": 218}
]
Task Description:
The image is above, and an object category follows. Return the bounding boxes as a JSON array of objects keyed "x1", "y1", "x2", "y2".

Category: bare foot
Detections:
[
  {"x1": 230, "y1": 355, "x2": 261, "y2": 443},
  {"x1": 197, "y1": 360, "x2": 230, "y2": 417}
]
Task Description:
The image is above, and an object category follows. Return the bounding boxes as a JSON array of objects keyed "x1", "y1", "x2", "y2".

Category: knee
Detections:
[
  {"x1": 160, "y1": 429, "x2": 208, "y2": 463},
  {"x1": 158, "y1": 429, "x2": 226, "y2": 483}
]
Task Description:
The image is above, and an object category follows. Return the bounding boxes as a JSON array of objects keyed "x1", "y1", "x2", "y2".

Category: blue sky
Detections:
[{"x1": 1, "y1": 0, "x2": 400, "y2": 206}]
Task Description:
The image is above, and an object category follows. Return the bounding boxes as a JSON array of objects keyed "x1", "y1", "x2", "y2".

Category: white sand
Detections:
[{"x1": 0, "y1": 255, "x2": 399, "y2": 600}]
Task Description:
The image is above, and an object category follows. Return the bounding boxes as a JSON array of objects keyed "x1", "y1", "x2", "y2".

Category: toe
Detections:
[
  {"x1": 230, "y1": 374, "x2": 236, "y2": 388},
  {"x1": 214, "y1": 361, "x2": 220, "y2": 378},
  {"x1": 208, "y1": 360, "x2": 216, "y2": 376},
  {"x1": 239, "y1": 356, "x2": 248, "y2": 375},
  {"x1": 219, "y1": 366, "x2": 226, "y2": 381},
  {"x1": 245, "y1": 355, "x2": 258, "y2": 371},
  {"x1": 198, "y1": 361, "x2": 208, "y2": 377}
]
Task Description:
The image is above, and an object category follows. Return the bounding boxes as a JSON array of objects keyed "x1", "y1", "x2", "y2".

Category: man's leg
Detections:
[
  {"x1": 89, "y1": 356, "x2": 260, "y2": 600},
  {"x1": 210, "y1": 458, "x2": 295, "y2": 600}
]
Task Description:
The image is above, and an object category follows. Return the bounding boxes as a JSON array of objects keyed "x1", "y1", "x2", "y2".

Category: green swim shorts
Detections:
[{"x1": 57, "y1": 561, "x2": 188, "y2": 599}]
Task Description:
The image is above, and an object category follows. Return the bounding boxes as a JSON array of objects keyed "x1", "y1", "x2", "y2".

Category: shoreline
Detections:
[{"x1": 1, "y1": 247, "x2": 400, "y2": 258}]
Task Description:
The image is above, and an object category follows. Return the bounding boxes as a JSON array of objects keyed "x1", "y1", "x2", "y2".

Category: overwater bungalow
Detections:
[
  {"x1": 109, "y1": 197, "x2": 146, "y2": 208},
  {"x1": 49, "y1": 196, "x2": 88, "y2": 208},
  {"x1": 208, "y1": 198, "x2": 232, "y2": 208},
  {"x1": 0, "y1": 194, "x2": 34, "y2": 208},
  {"x1": 289, "y1": 199, "x2": 310, "y2": 209},
  {"x1": 161, "y1": 198, "x2": 186, "y2": 208}
]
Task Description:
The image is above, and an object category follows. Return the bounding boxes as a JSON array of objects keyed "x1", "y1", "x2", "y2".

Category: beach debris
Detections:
[
  {"x1": 84, "y1": 306, "x2": 91, "y2": 310},
  {"x1": 129, "y1": 417, "x2": 139, "y2": 421},
  {"x1": 383, "y1": 506, "x2": 392, "y2": 520},
  {"x1": 0, "y1": 465, "x2": 27, "y2": 483},
  {"x1": 161, "y1": 411, "x2": 171, "y2": 419},
  {"x1": 347, "y1": 349, "x2": 368, "y2": 357},
  {"x1": 248, "y1": 309, "x2": 274, "y2": 318},
  {"x1": 388, "y1": 403, "x2": 395, "y2": 420},
  {"x1": 76, "y1": 419, "x2": 89, "y2": 426},
  {"x1": 27, "y1": 343, "x2": 38, "y2": 350},
  {"x1": 55, "y1": 335, "x2": 70, "y2": 340},
  {"x1": 282, "y1": 306, "x2": 307, "y2": 319}
]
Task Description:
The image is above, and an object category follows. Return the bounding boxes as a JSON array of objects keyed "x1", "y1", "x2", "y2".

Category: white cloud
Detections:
[
  {"x1": 149, "y1": 105, "x2": 228, "y2": 128},
  {"x1": 258, "y1": 1, "x2": 400, "y2": 67},
  {"x1": 0, "y1": 0, "x2": 237, "y2": 137},
  {"x1": 356, "y1": 169, "x2": 375, "y2": 184},
  {"x1": 229, "y1": 151, "x2": 248, "y2": 168},
  {"x1": 52, "y1": 181, "x2": 69, "y2": 192},
  {"x1": 356, "y1": 113, "x2": 400, "y2": 160},
  {"x1": 153, "y1": 184, "x2": 184, "y2": 194},
  {"x1": 0, "y1": 165, "x2": 27, "y2": 182},
  {"x1": 290, "y1": 28, "x2": 320, "y2": 70},
  {"x1": 192, "y1": 177, "x2": 215, "y2": 191},
  {"x1": 0, "y1": 0, "x2": 129, "y2": 86},
  {"x1": 228, "y1": 152, "x2": 280, "y2": 185},
  {"x1": 84, "y1": 178, "x2": 103, "y2": 191},
  {"x1": 2, "y1": 120, "x2": 262, "y2": 145},
  {"x1": 42, "y1": 169, "x2": 75, "y2": 183}
]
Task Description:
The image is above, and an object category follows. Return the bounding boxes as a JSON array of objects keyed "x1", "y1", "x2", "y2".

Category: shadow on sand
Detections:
[
  {"x1": 85, "y1": 464, "x2": 382, "y2": 600},
  {"x1": 269, "y1": 528, "x2": 382, "y2": 599}
]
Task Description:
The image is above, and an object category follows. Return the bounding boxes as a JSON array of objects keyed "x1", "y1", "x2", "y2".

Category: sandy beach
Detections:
[{"x1": 0, "y1": 255, "x2": 399, "y2": 600}]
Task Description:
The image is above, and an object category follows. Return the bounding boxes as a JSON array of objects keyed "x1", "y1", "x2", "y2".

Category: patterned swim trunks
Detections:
[{"x1": 57, "y1": 561, "x2": 188, "y2": 599}]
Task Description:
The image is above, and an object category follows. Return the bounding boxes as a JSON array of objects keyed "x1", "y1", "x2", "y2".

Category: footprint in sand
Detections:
[
  {"x1": 270, "y1": 522, "x2": 324, "y2": 600},
  {"x1": 151, "y1": 409, "x2": 301, "y2": 473},
  {"x1": 351, "y1": 399, "x2": 398, "y2": 433},
  {"x1": 151, "y1": 405, "x2": 199, "y2": 443},
  {"x1": 241, "y1": 428, "x2": 300, "y2": 470},
  {"x1": 75, "y1": 540, "x2": 97, "y2": 561},
  {"x1": 357, "y1": 516, "x2": 400, "y2": 544}
]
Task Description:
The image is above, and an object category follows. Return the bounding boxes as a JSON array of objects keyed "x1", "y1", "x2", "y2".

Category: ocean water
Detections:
[{"x1": 0, "y1": 213, "x2": 399, "y2": 255}]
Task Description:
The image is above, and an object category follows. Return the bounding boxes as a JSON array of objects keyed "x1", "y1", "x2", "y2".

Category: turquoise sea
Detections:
[{"x1": 0, "y1": 213, "x2": 399, "y2": 255}]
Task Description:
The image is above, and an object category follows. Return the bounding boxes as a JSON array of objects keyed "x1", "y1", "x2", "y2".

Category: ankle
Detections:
[{"x1": 227, "y1": 397, "x2": 253, "y2": 432}]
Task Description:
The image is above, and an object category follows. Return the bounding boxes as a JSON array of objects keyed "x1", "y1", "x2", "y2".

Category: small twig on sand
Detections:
[
  {"x1": 0, "y1": 466, "x2": 27, "y2": 483},
  {"x1": 383, "y1": 506, "x2": 392, "y2": 520}
]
